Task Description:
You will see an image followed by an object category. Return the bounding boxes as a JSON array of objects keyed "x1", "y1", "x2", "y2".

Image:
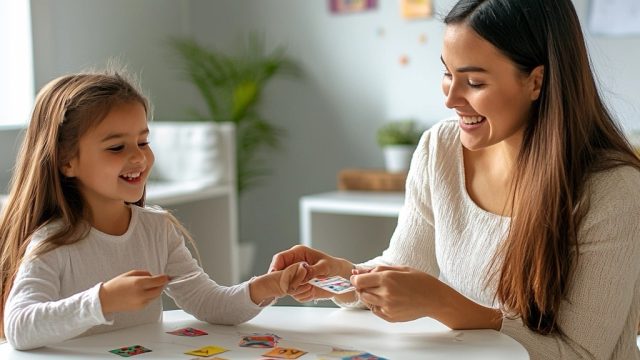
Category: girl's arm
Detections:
[{"x1": 3, "y1": 250, "x2": 110, "y2": 350}]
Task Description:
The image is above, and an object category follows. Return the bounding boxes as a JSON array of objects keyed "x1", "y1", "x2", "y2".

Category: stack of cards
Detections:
[{"x1": 308, "y1": 276, "x2": 355, "y2": 294}]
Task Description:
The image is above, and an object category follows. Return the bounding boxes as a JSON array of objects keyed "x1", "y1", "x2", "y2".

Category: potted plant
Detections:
[
  {"x1": 167, "y1": 33, "x2": 301, "y2": 194},
  {"x1": 376, "y1": 120, "x2": 423, "y2": 173}
]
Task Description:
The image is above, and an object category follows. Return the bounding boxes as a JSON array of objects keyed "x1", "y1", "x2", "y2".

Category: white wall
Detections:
[{"x1": 9, "y1": 0, "x2": 640, "y2": 279}]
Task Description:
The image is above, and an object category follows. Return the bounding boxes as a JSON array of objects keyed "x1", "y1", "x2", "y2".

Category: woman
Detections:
[{"x1": 270, "y1": 0, "x2": 640, "y2": 358}]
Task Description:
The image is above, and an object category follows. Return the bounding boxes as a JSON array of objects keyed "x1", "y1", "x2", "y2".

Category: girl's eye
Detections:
[
  {"x1": 138, "y1": 141, "x2": 150, "y2": 148},
  {"x1": 443, "y1": 71, "x2": 452, "y2": 78},
  {"x1": 107, "y1": 145, "x2": 124, "y2": 152}
]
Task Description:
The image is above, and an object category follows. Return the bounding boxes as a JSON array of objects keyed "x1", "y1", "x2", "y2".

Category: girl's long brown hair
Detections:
[
  {"x1": 445, "y1": 0, "x2": 640, "y2": 334},
  {"x1": 0, "y1": 70, "x2": 195, "y2": 338}
]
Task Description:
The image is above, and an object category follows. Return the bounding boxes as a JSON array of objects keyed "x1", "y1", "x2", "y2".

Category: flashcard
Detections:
[
  {"x1": 108, "y1": 345, "x2": 151, "y2": 357},
  {"x1": 262, "y1": 346, "x2": 307, "y2": 359},
  {"x1": 239, "y1": 333, "x2": 280, "y2": 348},
  {"x1": 166, "y1": 327, "x2": 208, "y2": 337},
  {"x1": 184, "y1": 345, "x2": 228, "y2": 357},
  {"x1": 308, "y1": 276, "x2": 355, "y2": 294},
  {"x1": 318, "y1": 347, "x2": 365, "y2": 358},
  {"x1": 343, "y1": 353, "x2": 389, "y2": 360}
]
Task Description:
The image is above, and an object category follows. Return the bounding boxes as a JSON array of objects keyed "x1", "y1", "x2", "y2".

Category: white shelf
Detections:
[
  {"x1": 300, "y1": 191, "x2": 404, "y2": 217},
  {"x1": 299, "y1": 191, "x2": 404, "y2": 264}
]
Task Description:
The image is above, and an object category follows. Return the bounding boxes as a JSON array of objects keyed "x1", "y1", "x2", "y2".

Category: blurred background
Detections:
[{"x1": 1, "y1": 0, "x2": 639, "y2": 288}]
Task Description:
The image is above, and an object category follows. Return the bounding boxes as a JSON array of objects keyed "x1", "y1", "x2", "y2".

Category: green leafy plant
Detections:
[
  {"x1": 376, "y1": 120, "x2": 423, "y2": 147},
  {"x1": 169, "y1": 34, "x2": 301, "y2": 194}
]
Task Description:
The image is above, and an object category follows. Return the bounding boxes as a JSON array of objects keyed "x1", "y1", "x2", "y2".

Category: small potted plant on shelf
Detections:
[{"x1": 376, "y1": 120, "x2": 423, "y2": 173}]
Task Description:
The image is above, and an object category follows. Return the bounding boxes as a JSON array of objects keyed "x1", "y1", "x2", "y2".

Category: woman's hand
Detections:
[
  {"x1": 352, "y1": 266, "x2": 503, "y2": 330},
  {"x1": 351, "y1": 265, "x2": 439, "y2": 322},
  {"x1": 99, "y1": 270, "x2": 170, "y2": 315},
  {"x1": 268, "y1": 245, "x2": 354, "y2": 302}
]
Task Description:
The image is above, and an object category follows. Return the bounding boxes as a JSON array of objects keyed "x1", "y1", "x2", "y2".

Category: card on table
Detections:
[
  {"x1": 108, "y1": 345, "x2": 151, "y2": 357},
  {"x1": 262, "y1": 346, "x2": 307, "y2": 359},
  {"x1": 343, "y1": 353, "x2": 389, "y2": 360},
  {"x1": 308, "y1": 276, "x2": 355, "y2": 294},
  {"x1": 166, "y1": 327, "x2": 208, "y2": 337},
  {"x1": 184, "y1": 345, "x2": 228, "y2": 357},
  {"x1": 239, "y1": 333, "x2": 281, "y2": 348}
]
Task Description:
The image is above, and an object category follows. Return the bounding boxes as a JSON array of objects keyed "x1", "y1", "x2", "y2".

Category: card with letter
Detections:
[
  {"x1": 262, "y1": 346, "x2": 307, "y2": 359},
  {"x1": 184, "y1": 345, "x2": 228, "y2": 357},
  {"x1": 308, "y1": 276, "x2": 355, "y2": 294}
]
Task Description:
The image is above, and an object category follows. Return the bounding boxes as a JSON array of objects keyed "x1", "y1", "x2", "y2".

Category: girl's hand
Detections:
[
  {"x1": 269, "y1": 245, "x2": 354, "y2": 303},
  {"x1": 99, "y1": 270, "x2": 170, "y2": 315},
  {"x1": 249, "y1": 262, "x2": 309, "y2": 306},
  {"x1": 351, "y1": 265, "x2": 441, "y2": 322}
]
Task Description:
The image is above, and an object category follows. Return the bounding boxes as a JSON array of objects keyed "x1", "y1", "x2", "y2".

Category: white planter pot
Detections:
[
  {"x1": 383, "y1": 145, "x2": 414, "y2": 173},
  {"x1": 149, "y1": 121, "x2": 225, "y2": 183}
]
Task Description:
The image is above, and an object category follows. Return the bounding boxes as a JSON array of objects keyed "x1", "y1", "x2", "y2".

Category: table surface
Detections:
[{"x1": 0, "y1": 306, "x2": 528, "y2": 360}]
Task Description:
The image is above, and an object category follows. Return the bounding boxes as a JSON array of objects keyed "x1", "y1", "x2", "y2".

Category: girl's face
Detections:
[
  {"x1": 441, "y1": 24, "x2": 543, "y2": 152},
  {"x1": 62, "y1": 101, "x2": 154, "y2": 212}
]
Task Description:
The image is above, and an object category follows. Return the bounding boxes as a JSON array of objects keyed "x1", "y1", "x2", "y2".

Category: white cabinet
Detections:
[
  {"x1": 299, "y1": 191, "x2": 404, "y2": 264},
  {"x1": 147, "y1": 123, "x2": 239, "y2": 286}
]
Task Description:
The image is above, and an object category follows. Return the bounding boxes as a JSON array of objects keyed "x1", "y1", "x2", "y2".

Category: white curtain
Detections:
[{"x1": 0, "y1": 0, "x2": 34, "y2": 126}]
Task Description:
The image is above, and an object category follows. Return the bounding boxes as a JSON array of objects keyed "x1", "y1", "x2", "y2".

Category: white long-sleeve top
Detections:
[
  {"x1": 359, "y1": 119, "x2": 640, "y2": 359},
  {"x1": 4, "y1": 205, "x2": 263, "y2": 350}
]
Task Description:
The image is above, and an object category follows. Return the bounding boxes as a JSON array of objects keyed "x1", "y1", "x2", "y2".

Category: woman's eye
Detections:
[
  {"x1": 138, "y1": 141, "x2": 150, "y2": 148},
  {"x1": 107, "y1": 145, "x2": 124, "y2": 152},
  {"x1": 443, "y1": 71, "x2": 452, "y2": 78},
  {"x1": 468, "y1": 80, "x2": 485, "y2": 88}
]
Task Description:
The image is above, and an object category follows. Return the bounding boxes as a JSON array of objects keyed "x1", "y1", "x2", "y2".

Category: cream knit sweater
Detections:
[{"x1": 359, "y1": 119, "x2": 640, "y2": 359}]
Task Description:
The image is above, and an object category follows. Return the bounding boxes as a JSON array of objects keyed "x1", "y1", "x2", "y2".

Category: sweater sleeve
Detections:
[
  {"x1": 162, "y1": 220, "x2": 262, "y2": 325},
  {"x1": 500, "y1": 167, "x2": 640, "y2": 359},
  {"x1": 359, "y1": 128, "x2": 439, "y2": 277},
  {"x1": 3, "y1": 246, "x2": 111, "y2": 350}
]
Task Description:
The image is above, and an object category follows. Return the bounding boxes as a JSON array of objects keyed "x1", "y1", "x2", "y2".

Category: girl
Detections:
[
  {"x1": 0, "y1": 70, "x2": 306, "y2": 350},
  {"x1": 270, "y1": 0, "x2": 640, "y2": 359}
]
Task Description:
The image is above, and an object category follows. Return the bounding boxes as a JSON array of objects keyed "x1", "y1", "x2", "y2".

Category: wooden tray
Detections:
[{"x1": 338, "y1": 169, "x2": 407, "y2": 191}]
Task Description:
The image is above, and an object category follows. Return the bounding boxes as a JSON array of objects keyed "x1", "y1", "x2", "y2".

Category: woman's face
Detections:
[{"x1": 441, "y1": 24, "x2": 543, "y2": 152}]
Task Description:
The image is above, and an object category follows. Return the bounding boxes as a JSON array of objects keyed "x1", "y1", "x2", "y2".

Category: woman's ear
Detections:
[{"x1": 529, "y1": 65, "x2": 544, "y2": 101}]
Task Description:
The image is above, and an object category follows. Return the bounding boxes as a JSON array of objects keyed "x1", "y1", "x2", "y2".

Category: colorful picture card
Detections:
[
  {"x1": 308, "y1": 276, "x2": 355, "y2": 294},
  {"x1": 262, "y1": 346, "x2": 307, "y2": 359},
  {"x1": 239, "y1": 333, "x2": 281, "y2": 348},
  {"x1": 108, "y1": 345, "x2": 151, "y2": 357},
  {"x1": 166, "y1": 327, "x2": 208, "y2": 337}
]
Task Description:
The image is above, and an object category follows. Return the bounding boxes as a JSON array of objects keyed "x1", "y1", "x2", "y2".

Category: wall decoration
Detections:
[
  {"x1": 400, "y1": 0, "x2": 433, "y2": 20},
  {"x1": 329, "y1": 0, "x2": 377, "y2": 14},
  {"x1": 399, "y1": 54, "x2": 410, "y2": 67},
  {"x1": 418, "y1": 33, "x2": 428, "y2": 44}
]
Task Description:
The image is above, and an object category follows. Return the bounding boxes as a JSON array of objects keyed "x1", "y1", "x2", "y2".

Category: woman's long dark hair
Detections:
[{"x1": 445, "y1": 0, "x2": 640, "y2": 334}]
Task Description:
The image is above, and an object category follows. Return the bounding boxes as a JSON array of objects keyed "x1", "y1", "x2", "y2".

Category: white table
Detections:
[
  {"x1": 0, "y1": 307, "x2": 529, "y2": 359},
  {"x1": 299, "y1": 191, "x2": 405, "y2": 263}
]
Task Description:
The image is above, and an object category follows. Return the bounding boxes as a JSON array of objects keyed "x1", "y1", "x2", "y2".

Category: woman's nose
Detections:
[{"x1": 443, "y1": 80, "x2": 464, "y2": 109}]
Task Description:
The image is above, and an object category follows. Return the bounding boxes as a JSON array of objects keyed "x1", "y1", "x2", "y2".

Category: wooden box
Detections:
[{"x1": 337, "y1": 169, "x2": 407, "y2": 192}]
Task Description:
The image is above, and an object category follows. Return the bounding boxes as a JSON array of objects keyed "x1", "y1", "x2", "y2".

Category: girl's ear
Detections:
[
  {"x1": 529, "y1": 65, "x2": 544, "y2": 101},
  {"x1": 60, "y1": 161, "x2": 76, "y2": 178}
]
